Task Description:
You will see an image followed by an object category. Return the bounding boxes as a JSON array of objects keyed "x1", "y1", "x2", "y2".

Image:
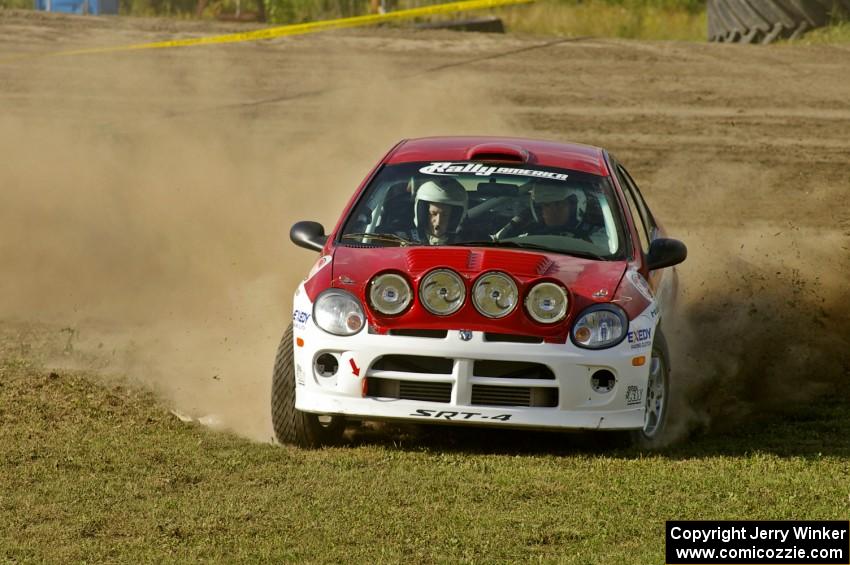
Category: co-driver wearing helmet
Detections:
[
  {"x1": 413, "y1": 179, "x2": 469, "y2": 245},
  {"x1": 527, "y1": 183, "x2": 585, "y2": 236},
  {"x1": 495, "y1": 181, "x2": 587, "y2": 240},
  {"x1": 525, "y1": 183, "x2": 610, "y2": 252}
]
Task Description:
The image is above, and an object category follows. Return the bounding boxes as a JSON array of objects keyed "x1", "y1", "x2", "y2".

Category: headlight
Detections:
[
  {"x1": 472, "y1": 272, "x2": 518, "y2": 318},
  {"x1": 313, "y1": 289, "x2": 365, "y2": 336},
  {"x1": 571, "y1": 304, "x2": 628, "y2": 349},
  {"x1": 369, "y1": 273, "x2": 411, "y2": 315},
  {"x1": 525, "y1": 282, "x2": 568, "y2": 324},
  {"x1": 419, "y1": 269, "x2": 465, "y2": 316}
]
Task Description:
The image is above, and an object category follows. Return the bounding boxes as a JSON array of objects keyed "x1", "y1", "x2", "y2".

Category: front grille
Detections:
[
  {"x1": 366, "y1": 377, "x2": 452, "y2": 403},
  {"x1": 473, "y1": 360, "x2": 554, "y2": 380},
  {"x1": 372, "y1": 355, "x2": 453, "y2": 374},
  {"x1": 471, "y1": 385, "x2": 558, "y2": 407},
  {"x1": 389, "y1": 329, "x2": 449, "y2": 339},
  {"x1": 366, "y1": 356, "x2": 558, "y2": 410},
  {"x1": 483, "y1": 333, "x2": 544, "y2": 344}
]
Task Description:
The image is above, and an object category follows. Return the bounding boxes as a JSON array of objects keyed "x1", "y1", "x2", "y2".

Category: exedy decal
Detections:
[
  {"x1": 293, "y1": 309, "x2": 311, "y2": 330},
  {"x1": 627, "y1": 327, "x2": 652, "y2": 350},
  {"x1": 411, "y1": 409, "x2": 512, "y2": 422},
  {"x1": 419, "y1": 162, "x2": 569, "y2": 182}
]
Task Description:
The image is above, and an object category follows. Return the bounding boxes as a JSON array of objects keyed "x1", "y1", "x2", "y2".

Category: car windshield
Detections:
[{"x1": 339, "y1": 161, "x2": 627, "y2": 260}]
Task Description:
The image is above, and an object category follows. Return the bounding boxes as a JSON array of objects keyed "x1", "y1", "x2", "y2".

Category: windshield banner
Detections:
[{"x1": 419, "y1": 162, "x2": 569, "y2": 182}]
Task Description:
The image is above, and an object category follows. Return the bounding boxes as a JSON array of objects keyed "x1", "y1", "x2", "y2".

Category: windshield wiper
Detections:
[
  {"x1": 452, "y1": 240, "x2": 606, "y2": 261},
  {"x1": 340, "y1": 232, "x2": 416, "y2": 247}
]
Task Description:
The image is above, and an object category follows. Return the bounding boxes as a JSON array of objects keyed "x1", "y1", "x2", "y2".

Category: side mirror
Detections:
[
  {"x1": 290, "y1": 221, "x2": 327, "y2": 252},
  {"x1": 646, "y1": 238, "x2": 687, "y2": 271}
]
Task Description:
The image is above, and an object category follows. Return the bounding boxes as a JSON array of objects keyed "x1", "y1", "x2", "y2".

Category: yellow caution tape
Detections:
[{"x1": 54, "y1": 0, "x2": 533, "y2": 56}]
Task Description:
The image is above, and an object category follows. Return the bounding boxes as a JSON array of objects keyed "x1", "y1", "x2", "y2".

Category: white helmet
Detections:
[
  {"x1": 530, "y1": 182, "x2": 586, "y2": 223},
  {"x1": 414, "y1": 179, "x2": 468, "y2": 234}
]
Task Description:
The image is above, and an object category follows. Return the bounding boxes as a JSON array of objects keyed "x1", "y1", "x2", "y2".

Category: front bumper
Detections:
[{"x1": 291, "y1": 305, "x2": 656, "y2": 431}]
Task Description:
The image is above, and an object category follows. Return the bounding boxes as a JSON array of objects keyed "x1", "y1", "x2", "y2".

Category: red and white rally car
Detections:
[{"x1": 272, "y1": 137, "x2": 686, "y2": 447}]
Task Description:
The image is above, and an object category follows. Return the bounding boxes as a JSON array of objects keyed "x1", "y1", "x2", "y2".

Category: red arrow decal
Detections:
[{"x1": 349, "y1": 358, "x2": 360, "y2": 377}]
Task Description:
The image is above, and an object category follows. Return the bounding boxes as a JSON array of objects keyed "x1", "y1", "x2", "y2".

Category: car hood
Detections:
[
  {"x1": 332, "y1": 245, "x2": 626, "y2": 297},
  {"x1": 329, "y1": 245, "x2": 627, "y2": 340}
]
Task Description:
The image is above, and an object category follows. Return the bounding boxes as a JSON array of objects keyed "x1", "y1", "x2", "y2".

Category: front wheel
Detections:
[
  {"x1": 271, "y1": 324, "x2": 345, "y2": 447},
  {"x1": 630, "y1": 332, "x2": 672, "y2": 449}
]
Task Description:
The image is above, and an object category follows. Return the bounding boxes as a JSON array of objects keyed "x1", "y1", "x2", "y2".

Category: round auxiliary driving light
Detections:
[
  {"x1": 369, "y1": 273, "x2": 412, "y2": 315},
  {"x1": 472, "y1": 272, "x2": 518, "y2": 318},
  {"x1": 525, "y1": 282, "x2": 569, "y2": 324},
  {"x1": 419, "y1": 269, "x2": 465, "y2": 316}
]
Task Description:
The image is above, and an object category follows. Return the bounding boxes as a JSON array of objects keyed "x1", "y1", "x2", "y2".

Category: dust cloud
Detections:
[
  {"x1": 653, "y1": 160, "x2": 850, "y2": 440},
  {"x1": 2, "y1": 35, "x2": 848, "y2": 446},
  {"x1": 0, "y1": 50, "x2": 507, "y2": 441}
]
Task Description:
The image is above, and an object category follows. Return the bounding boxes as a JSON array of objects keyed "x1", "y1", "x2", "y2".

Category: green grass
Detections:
[
  {"x1": 263, "y1": 0, "x2": 708, "y2": 38},
  {"x1": 790, "y1": 20, "x2": 850, "y2": 43},
  {"x1": 1, "y1": 0, "x2": 709, "y2": 40},
  {"x1": 7, "y1": 0, "x2": 850, "y2": 43},
  {"x1": 496, "y1": 0, "x2": 707, "y2": 40},
  {"x1": 0, "y1": 0, "x2": 33, "y2": 9},
  {"x1": 2, "y1": 326, "x2": 849, "y2": 562}
]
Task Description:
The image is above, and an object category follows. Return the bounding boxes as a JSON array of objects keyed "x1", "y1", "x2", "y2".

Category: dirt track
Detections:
[{"x1": 1, "y1": 10, "x2": 848, "y2": 439}]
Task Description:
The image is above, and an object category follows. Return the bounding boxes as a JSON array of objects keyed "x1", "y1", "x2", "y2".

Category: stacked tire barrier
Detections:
[{"x1": 708, "y1": 0, "x2": 850, "y2": 43}]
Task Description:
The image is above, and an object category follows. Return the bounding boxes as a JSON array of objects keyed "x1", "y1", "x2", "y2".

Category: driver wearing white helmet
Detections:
[{"x1": 414, "y1": 179, "x2": 469, "y2": 245}]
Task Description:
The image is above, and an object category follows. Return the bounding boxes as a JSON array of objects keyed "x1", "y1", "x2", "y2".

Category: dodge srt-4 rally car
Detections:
[{"x1": 273, "y1": 137, "x2": 686, "y2": 447}]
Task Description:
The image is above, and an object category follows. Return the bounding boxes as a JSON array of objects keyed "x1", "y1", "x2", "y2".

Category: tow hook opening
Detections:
[
  {"x1": 590, "y1": 369, "x2": 616, "y2": 394},
  {"x1": 315, "y1": 353, "x2": 340, "y2": 377}
]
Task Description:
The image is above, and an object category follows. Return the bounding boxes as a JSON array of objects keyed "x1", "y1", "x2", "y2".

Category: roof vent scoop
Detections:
[{"x1": 466, "y1": 143, "x2": 531, "y2": 163}]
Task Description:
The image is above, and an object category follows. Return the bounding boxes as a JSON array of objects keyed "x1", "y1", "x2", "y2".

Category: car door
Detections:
[
  {"x1": 612, "y1": 162, "x2": 677, "y2": 319},
  {"x1": 612, "y1": 164, "x2": 652, "y2": 258}
]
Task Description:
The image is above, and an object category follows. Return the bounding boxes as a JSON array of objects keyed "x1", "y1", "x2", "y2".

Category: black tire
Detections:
[
  {"x1": 271, "y1": 324, "x2": 345, "y2": 448},
  {"x1": 707, "y1": 0, "x2": 850, "y2": 43},
  {"x1": 630, "y1": 329, "x2": 673, "y2": 449}
]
